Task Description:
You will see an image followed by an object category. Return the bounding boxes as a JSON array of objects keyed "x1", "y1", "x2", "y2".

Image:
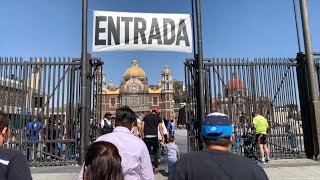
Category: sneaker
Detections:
[{"x1": 265, "y1": 158, "x2": 271, "y2": 163}]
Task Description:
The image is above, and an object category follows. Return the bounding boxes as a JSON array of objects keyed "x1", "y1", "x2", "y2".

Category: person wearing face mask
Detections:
[{"x1": 0, "y1": 111, "x2": 32, "y2": 180}]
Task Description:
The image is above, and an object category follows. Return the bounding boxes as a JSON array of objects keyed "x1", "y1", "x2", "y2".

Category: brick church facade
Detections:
[{"x1": 95, "y1": 59, "x2": 174, "y2": 121}]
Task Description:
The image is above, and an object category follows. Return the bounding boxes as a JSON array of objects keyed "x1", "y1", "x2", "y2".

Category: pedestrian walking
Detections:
[
  {"x1": 170, "y1": 112, "x2": 268, "y2": 180},
  {"x1": 169, "y1": 120, "x2": 175, "y2": 136},
  {"x1": 163, "y1": 135, "x2": 179, "y2": 179},
  {"x1": 27, "y1": 115, "x2": 42, "y2": 161},
  {"x1": 158, "y1": 119, "x2": 168, "y2": 163},
  {"x1": 287, "y1": 114, "x2": 298, "y2": 154},
  {"x1": 79, "y1": 106, "x2": 153, "y2": 180},
  {"x1": 141, "y1": 108, "x2": 164, "y2": 174},
  {"x1": 83, "y1": 141, "x2": 124, "y2": 180},
  {"x1": 0, "y1": 111, "x2": 32, "y2": 180},
  {"x1": 252, "y1": 111, "x2": 271, "y2": 164}
]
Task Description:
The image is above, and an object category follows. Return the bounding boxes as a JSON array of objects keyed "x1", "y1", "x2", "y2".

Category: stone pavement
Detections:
[{"x1": 31, "y1": 129, "x2": 320, "y2": 180}]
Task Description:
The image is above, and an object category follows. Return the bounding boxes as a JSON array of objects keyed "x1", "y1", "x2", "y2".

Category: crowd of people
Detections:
[{"x1": 0, "y1": 106, "x2": 272, "y2": 180}]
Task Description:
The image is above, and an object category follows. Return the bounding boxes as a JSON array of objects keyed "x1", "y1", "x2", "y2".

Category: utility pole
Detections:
[
  {"x1": 300, "y1": 0, "x2": 320, "y2": 159},
  {"x1": 195, "y1": 0, "x2": 205, "y2": 150},
  {"x1": 80, "y1": 0, "x2": 88, "y2": 164}
]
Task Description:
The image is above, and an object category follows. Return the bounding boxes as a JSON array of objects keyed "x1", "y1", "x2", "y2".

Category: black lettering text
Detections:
[
  {"x1": 176, "y1": 19, "x2": 190, "y2": 46},
  {"x1": 134, "y1": 17, "x2": 147, "y2": 44},
  {"x1": 95, "y1": 16, "x2": 106, "y2": 45},
  {"x1": 121, "y1": 17, "x2": 133, "y2": 44},
  {"x1": 108, "y1": 16, "x2": 120, "y2": 45},
  {"x1": 148, "y1": 18, "x2": 162, "y2": 44},
  {"x1": 163, "y1": 18, "x2": 175, "y2": 45}
]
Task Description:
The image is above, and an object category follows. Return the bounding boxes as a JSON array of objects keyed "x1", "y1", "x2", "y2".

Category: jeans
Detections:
[
  {"x1": 144, "y1": 137, "x2": 160, "y2": 168},
  {"x1": 288, "y1": 132, "x2": 297, "y2": 149},
  {"x1": 168, "y1": 157, "x2": 177, "y2": 179}
]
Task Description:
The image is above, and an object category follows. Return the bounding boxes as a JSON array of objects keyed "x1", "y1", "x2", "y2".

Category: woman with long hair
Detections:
[{"x1": 84, "y1": 141, "x2": 124, "y2": 180}]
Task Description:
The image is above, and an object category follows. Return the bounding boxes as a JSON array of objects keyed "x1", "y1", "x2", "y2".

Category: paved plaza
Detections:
[{"x1": 31, "y1": 129, "x2": 320, "y2": 180}]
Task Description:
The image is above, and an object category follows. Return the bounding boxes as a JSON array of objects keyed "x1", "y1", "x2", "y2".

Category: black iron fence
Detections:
[
  {"x1": 0, "y1": 57, "x2": 102, "y2": 166},
  {"x1": 185, "y1": 57, "x2": 305, "y2": 158}
]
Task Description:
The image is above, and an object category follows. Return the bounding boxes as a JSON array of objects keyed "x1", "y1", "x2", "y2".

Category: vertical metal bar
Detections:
[
  {"x1": 41, "y1": 58, "x2": 47, "y2": 164},
  {"x1": 61, "y1": 57, "x2": 66, "y2": 165},
  {"x1": 300, "y1": 0, "x2": 320, "y2": 159},
  {"x1": 195, "y1": 0, "x2": 205, "y2": 124},
  {"x1": 293, "y1": 0, "x2": 302, "y2": 52},
  {"x1": 56, "y1": 58, "x2": 61, "y2": 164},
  {"x1": 300, "y1": 0, "x2": 318, "y2": 100},
  {"x1": 66, "y1": 58, "x2": 71, "y2": 163},
  {"x1": 80, "y1": 0, "x2": 89, "y2": 164},
  {"x1": 46, "y1": 57, "x2": 52, "y2": 164}
]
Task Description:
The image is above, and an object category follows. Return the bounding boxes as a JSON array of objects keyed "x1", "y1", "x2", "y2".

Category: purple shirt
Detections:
[{"x1": 79, "y1": 126, "x2": 154, "y2": 180}]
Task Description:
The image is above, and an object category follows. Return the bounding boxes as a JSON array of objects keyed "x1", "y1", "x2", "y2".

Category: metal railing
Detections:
[
  {"x1": 0, "y1": 57, "x2": 102, "y2": 166},
  {"x1": 185, "y1": 57, "x2": 305, "y2": 158}
]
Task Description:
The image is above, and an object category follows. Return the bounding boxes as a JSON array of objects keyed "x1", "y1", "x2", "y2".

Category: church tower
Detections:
[{"x1": 161, "y1": 65, "x2": 174, "y2": 120}]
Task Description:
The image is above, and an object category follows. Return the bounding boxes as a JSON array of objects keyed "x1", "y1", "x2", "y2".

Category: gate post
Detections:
[
  {"x1": 80, "y1": 0, "x2": 89, "y2": 164},
  {"x1": 296, "y1": 53, "x2": 314, "y2": 158},
  {"x1": 195, "y1": 0, "x2": 205, "y2": 151},
  {"x1": 299, "y1": 0, "x2": 320, "y2": 159}
]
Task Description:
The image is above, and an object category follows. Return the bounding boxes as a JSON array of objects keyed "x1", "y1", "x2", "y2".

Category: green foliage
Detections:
[{"x1": 173, "y1": 80, "x2": 186, "y2": 103}]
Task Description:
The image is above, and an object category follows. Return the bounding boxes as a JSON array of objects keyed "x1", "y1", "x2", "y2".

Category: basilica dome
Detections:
[
  {"x1": 124, "y1": 59, "x2": 146, "y2": 77},
  {"x1": 225, "y1": 72, "x2": 246, "y2": 89}
]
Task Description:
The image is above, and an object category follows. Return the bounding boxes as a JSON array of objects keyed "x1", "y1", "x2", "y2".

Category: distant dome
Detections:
[
  {"x1": 162, "y1": 65, "x2": 171, "y2": 74},
  {"x1": 124, "y1": 59, "x2": 146, "y2": 77},
  {"x1": 108, "y1": 80, "x2": 115, "y2": 89},
  {"x1": 225, "y1": 72, "x2": 246, "y2": 89}
]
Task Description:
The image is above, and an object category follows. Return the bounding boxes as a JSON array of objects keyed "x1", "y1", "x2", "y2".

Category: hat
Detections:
[
  {"x1": 105, "y1": 112, "x2": 112, "y2": 116},
  {"x1": 201, "y1": 112, "x2": 233, "y2": 140},
  {"x1": 151, "y1": 108, "x2": 159, "y2": 113}
]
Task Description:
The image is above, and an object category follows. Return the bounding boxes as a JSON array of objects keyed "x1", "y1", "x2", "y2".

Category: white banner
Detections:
[{"x1": 92, "y1": 11, "x2": 193, "y2": 53}]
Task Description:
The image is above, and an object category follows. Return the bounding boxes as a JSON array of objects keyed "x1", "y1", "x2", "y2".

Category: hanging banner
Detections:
[{"x1": 92, "y1": 11, "x2": 193, "y2": 53}]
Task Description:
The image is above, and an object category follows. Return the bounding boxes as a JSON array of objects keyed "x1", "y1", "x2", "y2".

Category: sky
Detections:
[{"x1": 1, "y1": 0, "x2": 320, "y2": 87}]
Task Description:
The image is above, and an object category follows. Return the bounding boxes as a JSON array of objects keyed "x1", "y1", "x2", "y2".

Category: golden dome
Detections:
[
  {"x1": 162, "y1": 65, "x2": 171, "y2": 74},
  {"x1": 124, "y1": 60, "x2": 146, "y2": 77}
]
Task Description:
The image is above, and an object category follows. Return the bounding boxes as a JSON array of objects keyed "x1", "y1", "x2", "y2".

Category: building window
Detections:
[
  {"x1": 32, "y1": 96, "x2": 43, "y2": 108},
  {"x1": 153, "y1": 97, "x2": 158, "y2": 106},
  {"x1": 166, "y1": 83, "x2": 169, "y2": 90},
  {"x1": 166, "y1": 75, "x2": 169, "y2": 80},
  {"x1": 111, "y1": 98, "x2": 116, "y2": 107}
]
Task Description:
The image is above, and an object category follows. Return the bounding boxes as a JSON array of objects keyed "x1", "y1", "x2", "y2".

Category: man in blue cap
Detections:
[{"x1": 170, "y1": 112, "x2": 268, "y2": 180}]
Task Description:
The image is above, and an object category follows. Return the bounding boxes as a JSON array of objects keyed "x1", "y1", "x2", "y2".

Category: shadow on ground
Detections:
[{"x1": 159, "y1": 170, "x2": 168, "y2": 177}]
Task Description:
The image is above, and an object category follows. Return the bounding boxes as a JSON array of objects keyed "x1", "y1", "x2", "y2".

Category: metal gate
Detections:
[
  {"x1": 0, "y1": 57, "x2": 103, "y2": 166},
  {"x1": 185, "y1": 57, "x2": 305, "y2": 158}
]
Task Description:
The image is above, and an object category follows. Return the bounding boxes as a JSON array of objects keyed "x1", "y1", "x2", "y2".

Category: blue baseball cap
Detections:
[{"x1": 201, "y1": 112, "x2": 233, "y2": 140}]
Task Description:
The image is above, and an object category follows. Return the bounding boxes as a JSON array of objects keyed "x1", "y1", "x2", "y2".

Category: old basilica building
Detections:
[{"x1": 95, "y1": 59, "x2": 174, "y2": 121}]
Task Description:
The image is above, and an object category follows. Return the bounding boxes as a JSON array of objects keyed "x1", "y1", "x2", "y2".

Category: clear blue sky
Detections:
[{"x1": 1, "y1": 0, "x2": 320, "y2": 87}]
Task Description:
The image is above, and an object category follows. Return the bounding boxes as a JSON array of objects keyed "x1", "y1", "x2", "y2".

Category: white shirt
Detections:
[
  {"x1": 101, "y1": 118, "x2": 111, "y2": 127},
  {"x1": 158, "y1": 122, "x2": 168, "y2": 141}
]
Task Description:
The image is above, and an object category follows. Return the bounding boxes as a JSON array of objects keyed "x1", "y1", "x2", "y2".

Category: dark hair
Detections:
[
  {"x1": 202, "y1": 136, "x2": 231, "y2": 147},
  {"x1": 169, "y1": 135, "x2": 175, "y2": 142},
  {"x1": 115, "y1": 106, "x2": 136, "y2": 127},
  {"x1": 252, "y1": 111, "x2": 259, "y2": 117},
  {"x1": 84, "y1": 141, "x2": 124, "y2": 180},
  {"x1": 0, "y1": 111, "x2": 10, "y2": 131}
]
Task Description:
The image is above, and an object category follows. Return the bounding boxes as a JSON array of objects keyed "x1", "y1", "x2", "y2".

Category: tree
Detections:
[{"x1": 173, "y1": 80, "x2": 186, "y2": 103}]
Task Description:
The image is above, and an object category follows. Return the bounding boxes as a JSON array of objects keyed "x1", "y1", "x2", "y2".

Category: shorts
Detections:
[{"x1": 255, "y1": 134, "x2": 267, "y2": 145}]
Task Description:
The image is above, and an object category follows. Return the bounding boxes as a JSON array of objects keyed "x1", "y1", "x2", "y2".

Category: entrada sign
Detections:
[{"x1": 92, "y1": 11, "x2": 193, "y2": 53}]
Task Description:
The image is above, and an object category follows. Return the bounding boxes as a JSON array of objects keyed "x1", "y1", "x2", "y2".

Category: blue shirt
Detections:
[
  {"x1": 165, "y1": 143, "x2": 179, "y2": 159},
  {"x1": 28, "y1": 122, "x2": 41, "y2": 140}
]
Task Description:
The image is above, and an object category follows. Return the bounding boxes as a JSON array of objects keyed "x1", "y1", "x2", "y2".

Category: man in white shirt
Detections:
[
  {"x1": 287, "y1": 114, "x2": 298, "y2": 153},
  {"x1": 99, "y1": 112, "x2": 113, "y2": 135}
]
